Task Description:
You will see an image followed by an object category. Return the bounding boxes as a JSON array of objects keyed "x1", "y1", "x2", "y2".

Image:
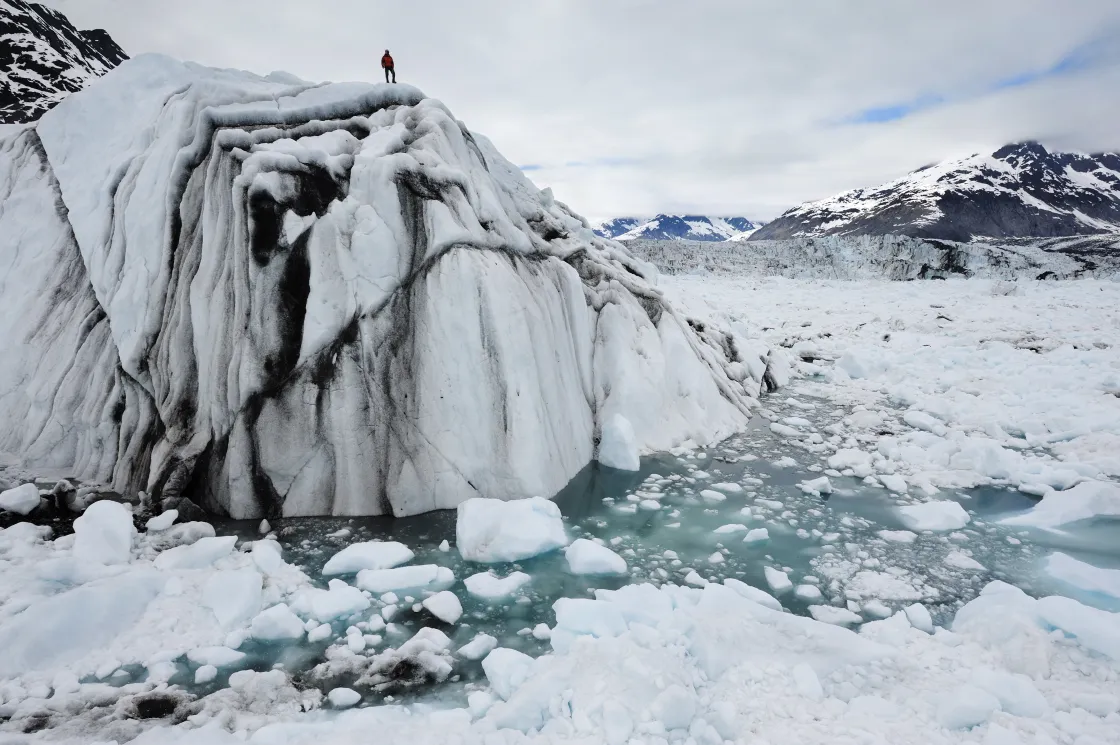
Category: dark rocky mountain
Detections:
[
  {"x1": 752, "y1": 142, "x2": 1120, "y2": 242},
  {"x1": 594, "y1": 214, "x2": 761, "y2": 242},
  {"x1": 0, "y1": 0, "x2": 128, "y2": 124}
]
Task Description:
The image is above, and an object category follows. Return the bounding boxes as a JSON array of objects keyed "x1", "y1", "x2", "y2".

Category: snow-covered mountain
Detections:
[
  {"x1": 0, "y1": 0, "x2": 128, "y2": 124},
  {"x1": 0, "y1": 54, "x2": 773, "y2": 519},
  {"x1": 752, "y1": 142, "x2": 1120, "y2": 242},
  {"x1": 595, "y1": 214, "x2": 762, "y2": 242}
]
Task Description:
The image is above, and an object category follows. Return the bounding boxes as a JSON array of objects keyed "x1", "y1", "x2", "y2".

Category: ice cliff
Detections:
[{"x1": 0, "y1": 55, "x2": 768, "y2": 518}]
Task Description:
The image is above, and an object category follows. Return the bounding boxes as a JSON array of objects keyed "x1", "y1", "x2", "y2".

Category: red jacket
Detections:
[{"x1": 381, "y1": 53, "x2": 394, "y2": 69}]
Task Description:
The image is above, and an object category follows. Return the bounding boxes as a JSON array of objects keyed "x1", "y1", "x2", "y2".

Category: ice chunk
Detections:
[
  {"x1": 713, "y1": 523, "x2": 748, "y2": 534},
  {"x1": 0, "y1": 483, "x2": 40, "y2": 515},
  {"x1": 795, "y1": 584, "x2": 823, "y2": 602},
  {"x1": 308, "y1": 623, "x2": 332, "y2": 643},
  {"x1": 711, "y1": 482, "x2": 743, "y2": 494},
  {"x1": 422, "y1": 591, "x2": 463, "y2": 624},
  {"x1": 903, "y1": 410, "x2": 947, "y2": 436},
  {"x1": 878, "y1": 529, "x2": 918, "y2": 543},
  {"x1": 879, "y1": 474, "x2": 907, "y2": 493},
  {"x1": 792, "y1": 662, "x2": 823, "y2": 700},
  {"x1": 355, "y1": 565, "x2": 454, "y2": 593},
  {"x1": 764, "y1": 566, "x2": 792, "y2": 593},
  {"x1": 328, "y1": 687, "x2": 361, "y2": 708},
  {"x1": 154, "y1": 535, "x2": 237, "y2": 570},
  {"x1": 73, "y1": 500, "x2": 135, "y2": 565},
  {"x1": 722, "y1": 578, "x2": 783, "y2": 611},
  {"x1": 743, "y1": 527, "x2": 770, "y2": 543},
  {"x1": 250, "y1": 603, "x2": 304, "y2": 641},
  {"x1": 699, "y1": 489, "x2": 727, "y2": 502},
  {"x1": 972, "y1": 670, "x2": 1047, "y2": 718},
  {"x1": 1045, "y1": 552, "x2": 1120, "y2": 599},
  {"x1": 809, "y1": 606, "x2": 863, "y2": 626},
  {"x1": 651, "y1": 684, "x2": 696, "y2": 730},
  {"x1": 321, "y1": 541, "x2": 414, "y2": 576},
  {"x1": 251, "y1": 540, "x2": 288, "y2": 576},
  {"x1": 464, "y1": 571, "x2": 531, "y2": 599},
  {"x1": 944, "y1": 550, "x2": 985, "y2": 571},
  {"x1": 302, "y1": 580, "x2": 372, "y2": 622},
  {"x1": 799, "y1": 476, "x2": 833, "y2": 495},
  {"x1": 456, "y1": 497, "x2": 568, "y2": 563},
  {"x1": 903, "y1": 603, "x2": 934, "y2": 633},
  {"x1": 194, "y1": 665, "x2": 217, "y2": 684},
  {"x1": 564, "y1": 538, "x2": 628, "y2": 575},
  {"x1": 482, "y1": 647, "x2": 534, "y2": 700},
  {"x1": 602, "y1": 699, "x2": 633, "y2": 745},
  {"x1": 550, "y1": 597, "x2": 629, "y2": 653},
  {"x1": 203, "y1": 569, "x2": 263, "y2": 629},
  {"x1": 1002, "y1": 480, "x2": 1120, "y2": 529},
  {"x1": 145, "y1": 510, "x2": 178, "y2": 532},
  {"x1": 598, "y1": 414, "x2": 640, "y2": 471},
  {"x1": 897, "y1": 501, "x2": 970, "y2": 531},
  {"x1": 186, "y1": 646, "x2": 245, "y2": 667},
  {"x1": 937, "y1": 684, "x2": 1001, "y2": 729},
  {"x1": 458, "y1": 633, "x2": 498, "y2": 660}
]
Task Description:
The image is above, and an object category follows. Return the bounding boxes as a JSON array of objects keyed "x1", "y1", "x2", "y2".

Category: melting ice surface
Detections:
[{"x1": 140, "y1": 391, "x2": 1120, "y2": 709}]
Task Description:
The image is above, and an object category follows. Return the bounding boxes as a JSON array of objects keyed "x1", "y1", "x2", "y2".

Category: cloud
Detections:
[{"x1": 41, "y1": 0, "x2": 1120, "y2": 221}]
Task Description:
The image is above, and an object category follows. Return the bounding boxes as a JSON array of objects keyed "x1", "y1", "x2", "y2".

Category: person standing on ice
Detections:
[{"x1": 382, "y1": 50, "x2": 396, "y2": 83}]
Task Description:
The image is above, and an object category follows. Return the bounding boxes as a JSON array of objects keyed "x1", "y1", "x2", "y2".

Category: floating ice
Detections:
[
  {"x1": 482, "y1": 647, "x2": 534, "y2": 700},
  {"x1": 203, "y1": 569, "x2": 264, "y2": 629},
  {"x1": 154, "y1": 535, "x2": 237, "y2": 570},
  {"x1": 250, "y1": 604, "x2": 305, "y2": 641},
  {"x1": 458, "y1": 634, "x2": 498, "y2": 660},
  {"x1": 0, "y1": 483, "x2": 40, "y2": 515},
  {"x1": 186, "y1": 646, "x2": 246, "y2": 667},
  {"x1": 896, "y1": 500, "x2": 970, "y2": 531},
  {"x1": 764, "y1": 566, "x2": 792, "y2": 593},
  {"x1": 809, "y1": 605, "x2": 863, "y2": 626},
  {"x1": 1002, "y1": 480, "x2": 1120, "y2": 529},
  {"x1": 297, "y1": 579, "x2": 372, "y2": 622},
  {"x1": 356, "y1": 565, "x2": 455, "y2": 594},
  {"x1": 722, "y1": 578, "x2": 783, "y2": 611},
  {"x1": 321, "y1": 541, "x2": 414, "y2": 576},
  {"x1": 72, "y1": 500, "x2": 135, "y2": 565},
  {"x1": 564, "y1": 539, "x2": 628, "y2": 575},
  {"x1": 944, "y1": 550, "x2": 985, "y2": 571},
  {"x1": 456, "y1": 497, "x2": 568, "y2": 563},
  {"x1": 743, "y1": 527, "x2": 770, "y2": 543},
  {"x1": 598, "y1": 414, "x2": 640, "y2": 471},
  {"x1": 145, "y1": 509, "x2": 178, "y2": 532},
  {"x1": 1045, "y1": 552, "x2": 1120, "y2": 600},
  {"x1": 464, "y1": 571, "x2": 531, "y2": 599},
  {"x1": 328, "y1": 687, "x2": 361, "y2": 708},
  {"x1": 422, "y1": 591, "x2": 463, "y2": 624}
]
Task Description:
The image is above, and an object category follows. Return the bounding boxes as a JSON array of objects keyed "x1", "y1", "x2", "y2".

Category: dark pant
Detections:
[{"x1": 384, "y1": 67, "x2": 396, "y2": 83}]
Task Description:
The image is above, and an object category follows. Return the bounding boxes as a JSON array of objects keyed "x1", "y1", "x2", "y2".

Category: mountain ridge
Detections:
[
  {"x1": 594, "y1": 214, "x2": 762, "y2": 242},
  {"x1": 0, "y1": 0, "x2": 128, "y2": 124},
  {"x1": 752, "y1": 141, "x2": 1120, "y2": 242}
]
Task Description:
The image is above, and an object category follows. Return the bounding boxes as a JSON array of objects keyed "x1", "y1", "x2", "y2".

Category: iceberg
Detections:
[{"x1": 0, "y1": 55, "x2": 769, "y2": 518}]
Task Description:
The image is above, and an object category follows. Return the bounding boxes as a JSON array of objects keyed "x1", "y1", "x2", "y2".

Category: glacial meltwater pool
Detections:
[{"x1": 104, "y1": 391, "x2": 1120, "y2": 708}]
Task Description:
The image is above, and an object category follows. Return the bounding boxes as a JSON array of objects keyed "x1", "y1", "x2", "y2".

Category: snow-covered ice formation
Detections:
[{"x1": 0, "y1": 54, "x2": 769, "y2": 518}]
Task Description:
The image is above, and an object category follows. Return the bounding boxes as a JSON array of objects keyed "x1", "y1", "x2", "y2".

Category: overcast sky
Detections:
[{"x1": 44, "y1": 0, "x2": 1120, "y2": 222}]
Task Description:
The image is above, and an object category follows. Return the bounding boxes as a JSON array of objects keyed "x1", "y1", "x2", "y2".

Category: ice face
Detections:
[{"x1": 0, "y1": 55, "x2": 765, "y2": 519}]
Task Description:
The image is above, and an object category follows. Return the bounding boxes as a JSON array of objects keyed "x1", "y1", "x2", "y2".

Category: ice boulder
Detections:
[
  {"x1": 464, "y1": 571, "x2": 531, "y2": 599},
  {"x1": 482, "y1": 647, "x2": 535, "y2": 700},
  {"x1": 597, "y1": 414, "x2": 640, "y2": 471},
  {"x1": 355, "y1": 564, "x2": 454, "y2": 593},
  {"x1": 250, "y1": 604, "x2": 305, "y2": 641},
  {"x1": 73, "y1": 500, "x2": 135, "y2": 565},
  {"x1": 154, "y1": 535, "x2": 237, "y2": 570},
  {"x1": 0, "y1": 55, "x2": 763, "y2": 519},
  {"x1": 422, "y1": 591, "x2": 463, "y2": 624},
  {"x1": 0, "y1": 483, "x2": 40, "y2": 515},
  {"x1": 203, "y1": 569, "x2": 264, "y2": 629},
  {"x1": 564, "y1": 538, "x2": 628, "y2": 575},
  {"x1": 457, "y1": 497, "x2": 568, "y2": 563}
]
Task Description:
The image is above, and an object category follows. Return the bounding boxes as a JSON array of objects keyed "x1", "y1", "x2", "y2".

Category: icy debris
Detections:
[
  {"x1": 903, "y1": 410, "x2": 947, "y2": 436},
  {"x1": 598, "y1": 414, "x2": 640, "y2": 471},
  {"x1": 972, "y1": 670, "x2": 1048, "y2": 717},
  {"x1": 154, "y1": 535, "x2": 237, "y2": 570},
  {"x1": 764, "y1": 566, "x2": 792, "y2": 593},
  {"x1": 482, "y1": 647, "x2": 535, "y2": 700},
  {"x1": 0, "y1": 483, "x2": 40, "y2": 515},
  {"x1": 713, "y1": 523, "x2": 748, "y2": 534},
  {"x1": 699, "y1": 489, "x2": 727, "y2": 502},
  {"x1": 564, "y1": 539, "x2": 628, "y2": 575},
  {"x1": 73, "y1": 500, "x2": 135, "y2": 565},
  {"x1": 809, "y1": 605, "x2": 863, "y2": 626},
  {"x1": 1002, "y1": 480, "x2": 1120, "y2": 528},
  {"x1": 1045, "y1": 552, "x2": 1120, "y2": 600},
  {"x1": 145, "y1": 509, "x2": 178, "y2": 531},
  {"x1": 458, "y1": 634, "x2": 498, "y2": 660},
  {"x1": 879, "y1": 474, "x2": 908, "y2": 493},
  {"x1": 322, "y1": 541, "x2": 415, "y2": 575},
  {"x1": 203, "y1": 569, "x2": 263, "y2": 629},
  {"x1": 328, "y1": 687, "x2": 361, "y2": 708},
  {"x1": 652, "y1": 684, "x2": 697, "y2": 730},
  {"x1": 711, "y1": 482, "x2": 744, "y2": 494},
  {"x1": 722, "y1": 578, "x2": 783, "y2": 611},
  {"x1": 250, "y1": 604, "x2": 305, "y2": 641},
  {"x1": 896, "y1": 500, "x2": 970, "y2": 531},
  {"x1": 356, "y1": 565, "x2": 454, "y2": 593},
  {"x1": 308, "y1": 624, "x2": 332, "y2": 643},
  {"x1": 456, "y1": 497, "x2": 568, "y2": 563},
  {"x1": 684, "y1": 570, "x2": 708, "y2": 586},
  {"x1": 422, "y1": 591, "x2": 463, "y2": 624},
  {"x1": 438, "y1": 540, "x2": 450, "y2": 552},
  {"x1": 194, "y1": 665, "x2": 218, "y2": 684},
  {"x1": 464, "y1": 570, "x2": 531, "y2": 599},
  {"x1": 531, "y1": 623, "x2": 551, "y2": 640},
  {"x1": 794, "y1": 584, "x2": 823, "y2": 602}
]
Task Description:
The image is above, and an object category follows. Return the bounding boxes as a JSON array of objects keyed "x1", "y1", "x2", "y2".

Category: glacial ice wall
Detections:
[{"x1": 0, "y1": 55, "x2": 769, "y2": 517}]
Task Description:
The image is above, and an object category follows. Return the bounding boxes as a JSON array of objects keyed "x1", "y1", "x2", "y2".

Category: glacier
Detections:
[{"x1": 0, "y1": 54, "x2": 768, "y2": 519}]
